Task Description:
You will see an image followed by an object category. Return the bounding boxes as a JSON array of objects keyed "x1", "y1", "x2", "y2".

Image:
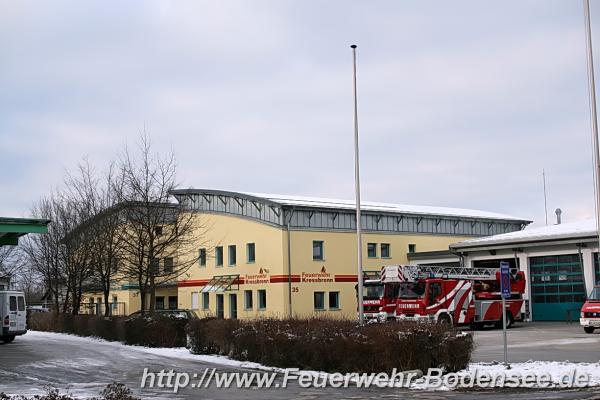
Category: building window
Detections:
[
  {"x1": 244, "y1": 290, "x2": 253, "y2": 310},
  {"x1": 367, "y1": 243, "x2": 377, "y2": 258},
  {"x1": 199, "y1": 249, "x2": 206, "y2": 267},
  {"x1": 202, "y1": 292, "x2": 210, "y2": 310},
  {"x1": 156, "y1": 296, "x2": 165, "y2": 310},
  {"x1": 314, "y1": 292, "x2": 325, "y2": 310},
  {"x1": 150, "y1": 258, "x2": 160, "y2": 274},
  {"x1": 381, "y1": 243, "x2": 391, "y2": 258},
  {"x1": 164, "y1": 257, "x2": 174, "y2": 274},
  {"x1": 191, "y1": 293, "x2": 199, "y2": 310},
  {"x1": 329, "y1": 292, "x2": 340, "y2": 309},
  {"x1": 168, "y1": 296, "x2": 178, "y2": 310},
  {"x1": 154, "y1": 226, "x2": 163, "y2": 236},
  {"x1": 258, "y1": 289, "x2": 267, "y2": 310},
  {"x1": 313, "y1": 241, "x2": 324, "y2": 261},
  {"x1": 215, "y1": 246, "x2": 223, "y2": 266},
  {"x1": 408, "y1": 243, "x2": 417, "y2": 253},
  {"x1": 228, "y1": 245, "x2": 237, "y2": 266},
  {"x1": 247, "y1": 243, "x2": 256, "y2": 263}
]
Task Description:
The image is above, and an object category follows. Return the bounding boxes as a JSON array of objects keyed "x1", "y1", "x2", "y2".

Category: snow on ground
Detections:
[{"x1": 24, "y1": 331, "x2": 600, "y2": 391}]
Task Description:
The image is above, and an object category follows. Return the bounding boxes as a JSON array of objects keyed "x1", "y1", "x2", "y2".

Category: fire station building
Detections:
[
  {"x1": 410, "y1": 219, "x2": 600, "y2": 322},
  {"x1": 164, "y1": 189, "x2": 530, "y2": 320}
]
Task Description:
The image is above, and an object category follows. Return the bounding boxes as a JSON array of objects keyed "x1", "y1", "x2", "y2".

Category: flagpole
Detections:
[
  {"x1": 584, "y1": 0, "x2": 600, "y2": 295},
  {"x1": 351, "y1": 44, "x2": 364, "y2": 324}
]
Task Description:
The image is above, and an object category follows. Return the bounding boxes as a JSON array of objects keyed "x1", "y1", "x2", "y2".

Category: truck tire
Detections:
[
  {"x1": 2, "y1": 335, "x2": 15, "y2": 343},
  {"x1": 438, "y1": 314, "x2": 452, "y2": 326},
  {"x1": 495, "y1": 312, "x2": 514, "y2": 329},
  {"x1": 584, "y1": 327, "x2": 595, "y2": 334}
]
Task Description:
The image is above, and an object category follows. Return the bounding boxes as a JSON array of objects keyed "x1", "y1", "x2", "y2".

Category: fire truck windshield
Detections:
[
  {"x1": 363, "y1": 284, "x2": 384, "y2": 299},
  {"x1": 398, "y1": 282, "x2": 426, "y2": 299},
  {"x1": 589, "y1": 287, "x2": 600, "y2": 301}
]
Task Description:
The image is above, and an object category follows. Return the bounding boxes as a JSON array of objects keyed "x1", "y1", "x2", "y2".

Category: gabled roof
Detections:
[{"x1": 450, "y1": 219, "x2": 597, "y2": 250}]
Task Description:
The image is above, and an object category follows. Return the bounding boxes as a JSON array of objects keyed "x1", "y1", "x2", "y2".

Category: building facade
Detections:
[
  {"x1": 411, "y1": 220, "x2": 600, "y2": 321},
  {"x1": 170, "y1": 190, "x2": 529, "y2": 319}
]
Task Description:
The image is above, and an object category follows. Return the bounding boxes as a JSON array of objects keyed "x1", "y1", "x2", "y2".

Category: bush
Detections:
[
  {"x1": 28, "y1": 313, "x2": 186, "y2": 348},
  {"x1": 123, "y1": 315, "x2": 187, "y2": 348},
  {"x1": 187, "y1": 318, "x2": 473, "y2": 373},
  {"x1": 0, "y1": 383, "x2": 139, "y2": 400}
]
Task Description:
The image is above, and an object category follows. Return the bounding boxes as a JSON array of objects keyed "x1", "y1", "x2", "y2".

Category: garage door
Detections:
[{"x1": 530, "y1": 254, "x2": 586, "y2": 321}]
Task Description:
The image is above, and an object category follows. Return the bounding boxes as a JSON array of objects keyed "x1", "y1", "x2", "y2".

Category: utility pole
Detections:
[
  {"x1": 543, "y1": 169, "x2": 548, "y2": 226},
  {"x1": 351, "y1": 44, "x2": 364, "y2": 324},
  {"x1": 583, "y1": 0, "x2": 600, "y2": 279}
]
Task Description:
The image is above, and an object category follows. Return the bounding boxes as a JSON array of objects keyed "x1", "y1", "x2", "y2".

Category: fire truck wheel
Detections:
[
  {"x1": 584, "y1": 327, "x2": 595, "y2": 334},
  {"x1": 437, "y1": 314, "x2": 452, "y2": 326},
  {"x1": 495, "y1": 312, "x2": 514, "y2": 329}
]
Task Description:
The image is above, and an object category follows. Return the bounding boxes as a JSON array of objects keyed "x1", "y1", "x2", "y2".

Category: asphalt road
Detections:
[
  {"x1": 472, "y1": 321, "x2": 600, "y2": 363},
  {"x1": 0, "y1": 323, "x2": 599, "y2": 399}
]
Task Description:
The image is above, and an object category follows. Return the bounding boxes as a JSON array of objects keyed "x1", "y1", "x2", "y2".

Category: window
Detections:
[
  {"x1": 247, "y1": 243, "x2": 256, "y2": 263},
  {"x1": 9, "y1": 296, "x2": 16, "y2": 311},
  {"x1": 191, "y1": 293, "x2": 199, "y2": 310},
  {"x1": 228, "y1": 245, "x2": 237, "y2": 266},
  {"x1": 244, "y1": 290, "x2": 253, "y2": 310},
  {"x1": 367, "y1": 243, "x2": 377, "y2": 258},
  {"x1": 215, "y1": 246, "x2": 223, "y2": 266},
  {"x1": 329, "y1": 292, "x2": 340, "y2": 309},
  {"x1": 199, "y1": 249, "x2": 206, "y2": 267},
  {"x1": 313, "y1": 241, "x2": 324, "y2": 261},
  {"x1": 381, "y1": 243, "x2": 391, "y2": 258},
  {"x1": 408, "y1": 243, "x2": 417, "y2": 253},
  {"x1": 168, "y1": 296, "x2": 178, "y2": 310},
  {"x1": 150, "y1": 258, "x2": 160, "y2": 274},
  {"x1": 164, "y1": 257, "x2": 174, "y2": 274},
  {"x1": 258, "y1": 289, "x2": 267, "y2": 310},
  {"x1": 156, "y1": 296, "x2": 165, "y2": 310},
  {"x1": 314, "y1": 292, "x2": 325, "y2": 310},
  {"x1": 154, "y1": 226, "x2": 163, "y2": 236},
  {"x1": 202, "y1": 292, "x2": 210, "y2": 310}
]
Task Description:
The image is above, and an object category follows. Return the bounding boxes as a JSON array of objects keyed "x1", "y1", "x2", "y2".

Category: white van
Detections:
[{"x1": 0, "y1": 291, "x2": 27, "y2": 343}]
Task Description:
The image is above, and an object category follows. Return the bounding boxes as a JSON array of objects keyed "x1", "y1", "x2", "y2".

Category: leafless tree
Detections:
[
  {"x1": 0, "y1": 245, "x2": 23, "y2": 284},
  {"x1": 22, "y1": 194, "x2": 68, "y2": 314},
  {"x1": 117, "y1": 134, "x2": 207, "y2": 313},
  {"x1": 67, "y1": 160, "x2": 127, "y2": 316}
]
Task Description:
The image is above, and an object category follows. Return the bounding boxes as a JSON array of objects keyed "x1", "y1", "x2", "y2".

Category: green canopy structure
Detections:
[{"x1": 0, "y1": 217, "x2": 50, "y2": 247}]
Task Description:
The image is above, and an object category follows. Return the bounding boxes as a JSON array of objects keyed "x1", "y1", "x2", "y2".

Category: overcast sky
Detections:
[{"x1": 2, "y1": 1, "x2": 600, "y2": 227}]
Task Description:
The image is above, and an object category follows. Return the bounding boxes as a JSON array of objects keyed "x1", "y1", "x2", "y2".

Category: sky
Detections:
[{"x1": 1, "y1": 1, "x2": 600, "y2": 227}]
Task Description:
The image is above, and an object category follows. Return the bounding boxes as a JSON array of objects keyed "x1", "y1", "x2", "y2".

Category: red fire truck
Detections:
[
  {"x1": 377, "y1": 265, "x2": 526, "y2": 327},
  {"x1": 580, "y1": 285, "x2": 600, "y2": 333}
]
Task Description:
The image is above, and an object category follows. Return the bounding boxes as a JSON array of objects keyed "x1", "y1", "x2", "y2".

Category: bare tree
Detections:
[
  {"x1": 22, "y1": 194, "x2": 67, "y2": 314},
  {"x1": 0, "y1": 246, "x2": 23, "y2": 285},
  {"x1": 117, "y1": 134, "x2": 206, "y2": 313}
]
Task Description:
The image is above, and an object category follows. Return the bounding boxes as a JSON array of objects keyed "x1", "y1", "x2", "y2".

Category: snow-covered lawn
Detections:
[{"x1": 24, "y1": 331, "x2": 600, "y2": 391}]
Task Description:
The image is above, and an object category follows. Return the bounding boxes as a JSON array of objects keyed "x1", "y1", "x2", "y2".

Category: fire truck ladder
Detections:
[{"x1": 401, "y1": 265, "x2": 499, "y2": 281}]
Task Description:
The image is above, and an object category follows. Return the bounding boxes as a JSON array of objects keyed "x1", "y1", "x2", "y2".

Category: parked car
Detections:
[
  {"x1": 0, "y1": 290, "x2": 27, "y2": 343},
  {"x1": 580, "y1": 285, "x2": 600, "y2": 333},
  {"x1": 125, "y1": 309, "x2": 195, "y2": 323}
]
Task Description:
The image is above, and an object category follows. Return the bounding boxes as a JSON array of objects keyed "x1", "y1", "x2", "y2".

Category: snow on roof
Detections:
[
  {"x1": 240, "y1": 191, "x2": 529, "y2": 222},
  {"x1": 451, "y1": 219, "x2": 597, "y2": 249}
]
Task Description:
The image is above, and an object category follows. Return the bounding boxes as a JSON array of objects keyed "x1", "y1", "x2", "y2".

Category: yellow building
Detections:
[{"x1": 165, "y1": 189, "x2": 530, "y2": 320}]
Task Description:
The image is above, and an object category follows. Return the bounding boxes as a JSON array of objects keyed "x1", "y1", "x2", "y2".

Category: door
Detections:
[
  {"x1": 216, "y1": 294, "x2": 224, "y2": 319},
  {"x1": 16, "y1": 296, "x2": 26, "y2": 331},
  {"x1": 530, "y1": 255, "x2": 586, "y2": 321},
  {"x1": 229, "y1": 294, "x2": 237, "y2": 319},
  {"x1": 8, "y1": 295, "x2": 18, "y2": 333}
]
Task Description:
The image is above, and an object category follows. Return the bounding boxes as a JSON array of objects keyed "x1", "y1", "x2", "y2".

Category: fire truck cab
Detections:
[
  {"x1": 378, "y1": 265, "x2": 526, "y2": 328},
  {"x1": 580, "y1": 285, "x2": 600, "y2": 333}
]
